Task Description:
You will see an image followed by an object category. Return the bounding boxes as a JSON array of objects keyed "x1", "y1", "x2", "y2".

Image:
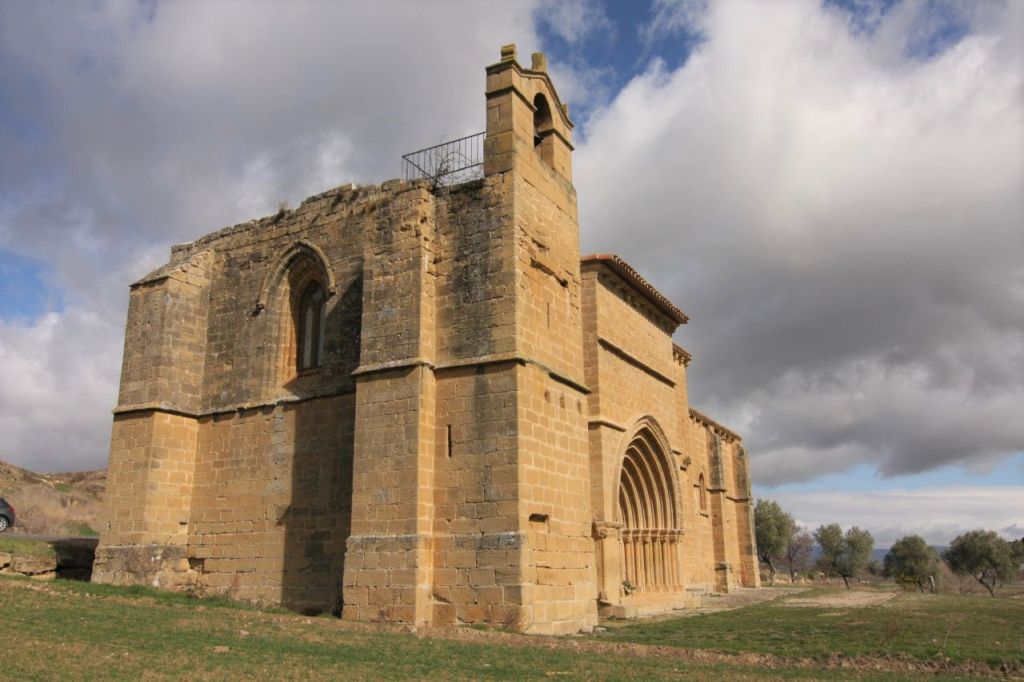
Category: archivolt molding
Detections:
[
  {"x1": 612, "y1": 415, "x2": 685, "y2": 594},
  {"x1": 254, "y1": 240, "x2": 337, "y2": 314},
  {"x1": 613, "y1": 415, "x2": 682, "y2": 531}
]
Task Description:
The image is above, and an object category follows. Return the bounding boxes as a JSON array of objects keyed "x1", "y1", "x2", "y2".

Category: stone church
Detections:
[{"x1": 94, "y1": 45, "x2": 758, "y2": 634}]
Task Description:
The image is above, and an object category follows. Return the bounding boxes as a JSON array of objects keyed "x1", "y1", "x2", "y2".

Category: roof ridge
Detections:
[{"x1": 581, "y1": 254, "x2": 688, "y2": 325}]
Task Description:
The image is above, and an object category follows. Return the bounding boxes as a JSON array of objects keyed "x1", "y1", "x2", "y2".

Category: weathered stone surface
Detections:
[
  {"x1": 12, "y1": 555, "x2": 57, "y2": 576},
  {"x1": 94, "y1": 45, "x2": 759, "y2": 634}
]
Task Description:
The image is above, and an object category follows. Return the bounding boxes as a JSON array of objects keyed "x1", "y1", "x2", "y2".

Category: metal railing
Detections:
[{"x1": 402, "y1": 132, "x2": 485, "y2": 187}]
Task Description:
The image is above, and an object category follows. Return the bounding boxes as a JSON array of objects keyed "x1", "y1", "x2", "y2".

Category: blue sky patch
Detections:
[
  {"x1": 758, "y1": 452, "x2": 1024, "y2": 496},
  {"x1": 0, "y1": 249, "x2": 63, "y2": 321},
  {"x1": 825, "y1": 0, "x2": 970, "y2": 58},
  {"x1": 900, "y1": 0, "x2": 971, "y2": 59},
  {"x1": 535, "y1": 0, "x2": 705, "y2": 127}
]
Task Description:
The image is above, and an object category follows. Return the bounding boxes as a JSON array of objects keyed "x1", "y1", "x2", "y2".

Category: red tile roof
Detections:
[{"x1": 581, "y1": 254, "x2": 688, "y2": 324}]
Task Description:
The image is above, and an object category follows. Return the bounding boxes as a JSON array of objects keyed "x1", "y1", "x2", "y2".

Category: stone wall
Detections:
[
  {"x1": 96, "y1": 44, "x2": 759, "y2": 633},
  {"x1": 516, "y1": 363, "x2": 594, "y2": 633},
  {"x1": 430, "y1": 363, "x2": 524, "y2": 628},
  {"x1": 97, "y1": 181, "x2": 395, "y2": 605},
  {"x1": 93, "y1": 411, "x2": 198, "y2": 588},
  {"x1": 188, "y1": 395, "x2": 354, "y2": 613}
]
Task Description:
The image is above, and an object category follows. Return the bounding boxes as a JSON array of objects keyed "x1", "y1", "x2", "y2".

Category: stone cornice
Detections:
[
  {"x1": 354, "y1": 352, "x2": 590, "y2": 394},
  {"x1": 113, "y1": 386, "x2": 357, "y2": 420},
  {"x1": 581, "y1": 254, "x2": 688, "y2": 326},
  {"x1": 587, "y1": 418, "x2": 627, "y2": 432},
  {"x1": 673, "y1": 344, "x2": 692, "y2": 367},
  {"x1": 689, "y1": 407, "x2": 742, "y2": 443},
  {"x1": 597, "y1": 337, "x2": 676, "y2": 387}
]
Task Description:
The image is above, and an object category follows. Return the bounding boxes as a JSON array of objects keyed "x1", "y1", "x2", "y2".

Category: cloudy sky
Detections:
[{"x1": 1, "y1": 0, "x2": 1021, "y2": 547}]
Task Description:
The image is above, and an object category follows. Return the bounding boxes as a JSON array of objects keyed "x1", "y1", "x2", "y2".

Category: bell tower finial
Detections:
[{"x1": 483, "y1": 45, "x2": 574, "y2": 183}]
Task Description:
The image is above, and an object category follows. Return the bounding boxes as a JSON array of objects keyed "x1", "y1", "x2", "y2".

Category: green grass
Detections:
[
  {"x1": 55, "y1": 578, "x2": 275, "y2": 611},
  {"x1": 62, "y1": 521, "x2": 99, "y2": 537},
  {"x1": 599, "y1": 588, "x2": 1024, "y2": 667},
  {"x1": 0, "y1": 536, "x2": 57, "y2": 560},
  {"x1": 0, "y1": 576, "x2": 976, "y2": 681},
  {"x1": 54, "y1": 482, "x2": 74, "y2": 493}
]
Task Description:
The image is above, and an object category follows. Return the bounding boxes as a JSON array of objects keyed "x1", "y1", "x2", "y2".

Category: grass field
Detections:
[
  {"x1": 599, "y1": 587, "x2": 1024, "y2": 666},
  {"x1": 0, "y1": 575, "x2": 1020, "y2": 680},
  {"x1": 0, "y1": 536, "x2": 57, "y2": 559}
]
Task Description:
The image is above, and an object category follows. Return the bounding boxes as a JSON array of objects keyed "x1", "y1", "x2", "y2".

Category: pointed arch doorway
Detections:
[{"x1": 615, "y1": 425, "x2": 682, "y2": 595}]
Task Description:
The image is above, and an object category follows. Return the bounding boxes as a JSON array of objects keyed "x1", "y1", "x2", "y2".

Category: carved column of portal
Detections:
[{"x1": 593, "y1": 521, "x2": 623, "y2": 603}]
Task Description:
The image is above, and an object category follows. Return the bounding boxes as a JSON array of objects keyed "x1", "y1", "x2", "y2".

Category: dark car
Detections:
[{"x1": 0, "y1": 498, "x2": 14, "y2": 532}]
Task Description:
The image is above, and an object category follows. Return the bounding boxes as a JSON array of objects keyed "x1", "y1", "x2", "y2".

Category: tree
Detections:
[
  {"x1": 785, "y1": 527, "x2": 814, "y2": 582},
  {"x1": 815, "y1": 523, "x2": 874, "y2": 589},
  {"x1": 943, "y1": 530, "x2": 1019, "y2": 597},
  {"x1": 884, "y1": 534, "x2": 940, "y2": 592},
  {"x1": 754, "y1": 499, "x2": 794, "y2": 585},
  {"x1": 1013, "y1": 538, "x2": 1024, "y2": 566}
]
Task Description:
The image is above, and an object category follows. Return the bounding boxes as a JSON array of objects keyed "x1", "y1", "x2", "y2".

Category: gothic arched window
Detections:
[
  {"x1": 698, "y1": 473, "x2": 707, "y2": 513},
  {"x1": 297, "y1": 281, "x2": 325, "y2": 371}
]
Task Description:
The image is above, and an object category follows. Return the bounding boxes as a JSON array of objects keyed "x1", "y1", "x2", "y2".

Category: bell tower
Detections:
[
  {"x1": 484, "y1": 44, "x2": 574, "y2": 183},
  {"x1": 482, "y1": 43, "x2": 583, "y2": 383},
  {"x1": 482, "y1": 45, "x2": 596, "y2": 633},
  {"x1": 344, "y1": 44, "x2": 596, "y2": 635}
]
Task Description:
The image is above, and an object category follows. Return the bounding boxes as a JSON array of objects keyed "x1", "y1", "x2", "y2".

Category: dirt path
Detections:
[
  {"x1": 685, "y1": 586, "x2": 809, "y2": 614},
  {"x1": 783, "y1": 590, "x2": 898, "y2": 609},
  {"x1": 598, "y1": 587, "x2": 808, "y2": 628}
]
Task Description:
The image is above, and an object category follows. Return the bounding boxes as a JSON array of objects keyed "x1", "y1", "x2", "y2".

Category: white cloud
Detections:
[
  {"x1": 535, "y1": 0, "x2": 614, "y2": 46},
  {"x1": 769, "y1": 485, "x2": 1024, "y2": 548},
  {"x1": 0, "y1": 0, "x2": 542, "y2": 471},
  {"x1": 639, "y1": 0, "x2": 710, "y2": 46},
  {"x1": 576, "y1": 0, "x2": 1024, "y2": 484},
  {"x1": 0, "y1": 311, "x2": 120, "y2": 472},
  {"x1": 1, "y1": 0, "x2": 1022, "y2": 490}
]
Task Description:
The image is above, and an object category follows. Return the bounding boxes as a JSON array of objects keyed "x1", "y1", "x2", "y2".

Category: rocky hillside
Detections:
[{"x1": 0, "y1": 460, "x2": 105, "y2": 537}]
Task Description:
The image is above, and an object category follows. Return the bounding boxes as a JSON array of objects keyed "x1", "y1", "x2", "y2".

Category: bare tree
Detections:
[{"x1": 785, "y1": 527, "x2": 814, "y2": 582}]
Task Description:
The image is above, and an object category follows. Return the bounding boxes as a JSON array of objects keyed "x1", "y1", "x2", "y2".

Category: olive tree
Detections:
[
  {"x1": 943, "y1": 530, "x2": 1019, "y2": 597},
  {"x1": 884, "y1": 534, "x2": 940, "y2": 592},
  {"x1": 754, "y1": 499, "x2": 794, "y2": 585},
  {"x1": 815, "y1": 523, "x2": 874, "y2": 589}
]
